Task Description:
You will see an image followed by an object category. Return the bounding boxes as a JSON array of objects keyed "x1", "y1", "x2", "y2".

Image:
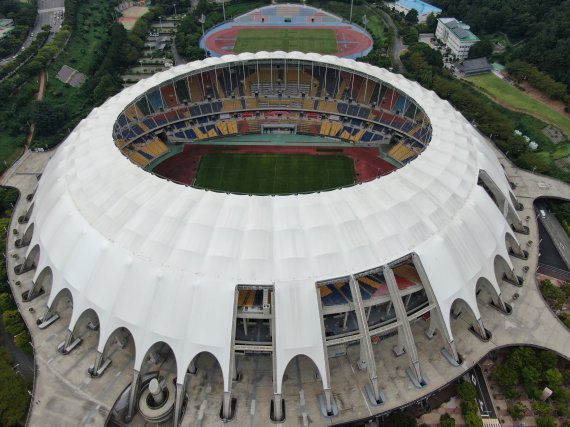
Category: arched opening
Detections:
[
  {"x1": 449, "y1": 298, "x2": 489, "y2": 342},
  {"x1": 181, "y1": 352, "x2": 227, "y2": 424},
  {"x1": 67, "y1": 308, "x2": 100, "y2": 353},
  {"x1": 91, "y1": 326, "x2": 136, "y2": 378},
  {"x1": 505, "y1": 232, "x2": 527, "y2": 260},
  {"x1": 16, "y1": 223, "x2": 33, "y2": 248},
  {"x1": 25, "y1": 266, "x2": 52, "y2": 301},
  {"x1": 494, "y1": 253, "x2": 521, "y2": 287},
  {"x1": 15, "y1": 244, "x2": 39, "y2": 276},
  {"x1": 130, "y1": 342, "x2": 178, "y2": 424},
  {"x1": 479, "y1": 170, "x2": 525, "y2": 232},
  {"x1": 38, "y1": 287, "x2": 72, "y2": 329},
  {"x1": 475, "y1": 276, "x2": 510, "y2": 314},
  {"x1": 280, "y1": 354, "x2": 336, "y2": 418},
  {"x1": 18, "y1": 202, "x2": 33, "y2": 224}
]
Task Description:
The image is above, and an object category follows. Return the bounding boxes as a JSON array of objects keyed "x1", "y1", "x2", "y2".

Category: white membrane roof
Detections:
[{"x1": 29, "y1": 52, "x2": 518, "y2": 391}]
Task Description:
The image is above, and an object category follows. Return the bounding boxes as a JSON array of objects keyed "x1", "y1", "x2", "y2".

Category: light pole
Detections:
[
  {"x1": 222, "y1": 0, "x2": 226, "y2": 21},
  {"x1": 159, "y1": 15, "x2": 162, "y2": 31},
  {"x1": 349, "y1": 0, "x2": 354, "y2": 23},
  {"x1": 173, "y1": 3, "x2": 177, "y2": 16}
]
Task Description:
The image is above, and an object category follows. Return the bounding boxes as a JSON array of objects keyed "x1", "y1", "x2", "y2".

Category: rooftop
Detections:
[
  {"x1": 439, "y1": 17, "x2": 479, "y2": 42},
  {"x1": 396, "y1": 0, "x2": 442, "y2": 15}
]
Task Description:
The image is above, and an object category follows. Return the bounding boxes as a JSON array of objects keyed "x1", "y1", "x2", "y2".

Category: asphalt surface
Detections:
[
  {"x1": 470, "y1": 364, "x2": 497, "y2": 419},
  {"x1": 0, "y1": 309, "x2": 34, "y2": 383},
  {"x1": 536, "y1": 200, "x2": 570, "y2": 270},
  {"x1": 371, "y1": 7, "x2": 406, "y2": 73}
]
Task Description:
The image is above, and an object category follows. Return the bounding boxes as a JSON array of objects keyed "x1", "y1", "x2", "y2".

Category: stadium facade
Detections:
[{"x1": 18, "y1": 52, "x2": 528, "y2": 425}]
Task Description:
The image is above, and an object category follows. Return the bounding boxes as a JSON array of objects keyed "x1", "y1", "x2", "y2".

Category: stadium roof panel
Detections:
[{"x1": 29, "y1": 52, "x2": 520, "y2": 398}]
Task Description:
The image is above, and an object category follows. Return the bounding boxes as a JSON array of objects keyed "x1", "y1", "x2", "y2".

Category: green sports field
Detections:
[
  {"x1": 194, "y1": 153, "x2": 355, "y2": 194},
  {"x1": 233, "y1": 28, "x2": 338, "y2": 54}
]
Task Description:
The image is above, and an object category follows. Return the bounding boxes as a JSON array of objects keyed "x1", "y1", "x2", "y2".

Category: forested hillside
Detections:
[{"x1": 431, "y1": 0, "x2": 570, "y2": 89}]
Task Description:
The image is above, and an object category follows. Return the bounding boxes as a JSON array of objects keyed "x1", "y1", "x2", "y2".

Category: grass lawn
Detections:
[
  {"x1": 194, "y1": 153, "x2": 355, "y2": 194},
  {"x1": 466, "y1": 73, "x2": 570, "y2": 137},
  {"x1": 233, "y1": 28, "x2": 338, "y2": 54}
]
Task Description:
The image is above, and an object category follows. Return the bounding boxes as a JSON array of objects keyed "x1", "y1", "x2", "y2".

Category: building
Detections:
[
  {"x1": 436, "y1": 17, "x2": 479, "y2": 60},
  {"x1": 387, "y1": 0, "x2": 442, "y2": 23},
  {"x1": 16, "y1": 52, "x2": 532, "y2": 426},
  {"x1": 460, "y1": 57, "x2": 492, "y2": 76}
]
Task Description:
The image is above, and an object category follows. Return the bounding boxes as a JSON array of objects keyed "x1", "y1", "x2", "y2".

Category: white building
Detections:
[
  {"x1": 386, "y1": 0, "x2": 442, "y2": 23},
  {"x1": 21, "y1": 52, "x2": 526, "y2": 425},
  {"x1": 436, "y1": 17, "x2": 479, "y2": 60}
]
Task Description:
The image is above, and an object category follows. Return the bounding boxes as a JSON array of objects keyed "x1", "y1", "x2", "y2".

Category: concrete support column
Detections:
[
  {"x1": 342, "y1": 311, "x2": 349, "y2": 330},
  {"x1": 324, "y1": 388, "x2": 333, "y2": 414},
  {"x1": 173, "y1": 383, "x2": 184, "y2": 427},
  {"x1": 243, "y1": 318, "x2": 248, "y2": 336},
  {"x1": 125, "y1": 369, "x2": 140, "y2": 423},
  {"x1": 349, "y1": 276, "x2": 381, "y2": 403},
  {"x1": 222, "y1": 391, "x2": 232, "y2": 420},
  {"x1": 384, "y1": 266, "x2": 422, "y2": 384},
  {"x1": 474, "y1": 318, "x2": 488, "y2": 340},
  {"x1": 89, "y1": 351, "x2": 104, "y2": 376},
  {"x1": 149, "y1": 378, "x2": 165, "y2": 405},
  {"x1": 62, "y1": 330, "x2": 73, "y2": 350},
  {"x1": 426, "y1": 313, "x2": 437, "y2": 338},
  {"x1": 273, "y1": 393, "x2": 283, "y2": 421}
]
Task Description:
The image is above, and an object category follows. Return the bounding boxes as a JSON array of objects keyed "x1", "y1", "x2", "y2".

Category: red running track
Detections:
[
  {"x1": 153, "y1": 144, "x2": 396, "y2": 186},
  {"x1": 204, "y1": 25, "x2": 372, "y2": 58}
]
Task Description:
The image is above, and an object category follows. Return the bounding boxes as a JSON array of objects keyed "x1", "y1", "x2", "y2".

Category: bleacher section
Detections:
[
  {"x1": 114, "y1": 66, "x2": 433, "y2": 170},
  {"x1": 233, "y1": 4, "x2": 343, "y2": 25}
]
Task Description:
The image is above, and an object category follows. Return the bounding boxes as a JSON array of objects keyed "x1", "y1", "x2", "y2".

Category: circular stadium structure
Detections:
[
  {"x1": 201, "y1": 4, "x2": 373, "y2": 59},
  {"x1": 18, "y1": 52, "x2": 529, "y2": 425}
]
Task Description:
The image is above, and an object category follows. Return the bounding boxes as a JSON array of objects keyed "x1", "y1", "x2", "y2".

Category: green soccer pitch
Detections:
[
  {"x1": 233, "y1": 28, "x2": 338, "y2": 54},
  {"x1": 194, "y1": 153, "x2": 356, "y2": 195}
]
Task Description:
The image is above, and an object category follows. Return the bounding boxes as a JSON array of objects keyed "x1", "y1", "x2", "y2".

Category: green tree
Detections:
[
  {"x1": 463, "y1": 411, "x2": 483, "y2": 427},
  {"x1": 425, "y1": 13, "x2": 438, "y2": 32},
  {"x1": 508, "y1": 402, "x2": 525, "y2": 420},
  {"x1": 533, "y1": 400, "x2": 552, "y2": 417},
  {"x1": 468, "y1": 40, "x2": 493, "y2": 58},
  {"x1": 0, "y1": 293, "x2": 15, "y2": 313},
  {"x1": 2, "y1": 310, "x2": 24, "y2": 336},
  {"x1": 545, "y1": 368, "x2": 563, "y2": 388},
  {"x1": 405, "y1": 9, "x2": 419, "y2": 25},
  {"x1": 0, "y1": 348, "x2": 30, "y2": 426},
  {"x1": 458, "y1": 381, "x2": 477, "y2": 402},
  {"x1": 440, "y1": 413, "x2": 456, "y2": 427},
  {"x1": 536, "y1": 416, "x2": 557, "y2": 427}
]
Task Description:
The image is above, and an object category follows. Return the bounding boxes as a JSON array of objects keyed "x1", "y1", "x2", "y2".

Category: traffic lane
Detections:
[{"x1": 470, "y1": 364, "x2": 497, "y2": 419}]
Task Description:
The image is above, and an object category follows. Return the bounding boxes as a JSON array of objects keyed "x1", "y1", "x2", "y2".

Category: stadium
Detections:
[
  {"x1": 17, "y1": 52, "x2": 530, "y2": 426},
  {"x1": 200, "y1": 4, "x2": 373, "y2": 59}
]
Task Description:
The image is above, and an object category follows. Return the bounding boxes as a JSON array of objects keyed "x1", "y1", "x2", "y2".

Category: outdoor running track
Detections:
[
  {"x1": 153, "y1": 144, "x2": 396, "y2": 186},
  {"x1": 204, "y1": 25, "x2": 373, "y2": 58}
]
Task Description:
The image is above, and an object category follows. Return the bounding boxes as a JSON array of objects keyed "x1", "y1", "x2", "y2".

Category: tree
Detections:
[
  {"x1": 0, "y1": 348, "x2": 30, "y2": 427},
  {"x1": 32, "y1": 100, "x2": 70, "y2": 137},
  {"x1": 0, "y1": 293, "x2": 15, "y2": 313},
  {"x1": 468, "y1": 40, "x2": 493, "y2": 59},
  {"x1": 425, "y1": 13, "x2": 438, "y2": 32},
  {"x1": 457, "y1": 381, "x2": 477, "y2": 402},
  {"x1": 405, "y1": 9, "x2": 419, "y2": 25},
  {"x1": 545, "y1": 368, "x2": 563, "y2": 388},
  {"x1": 536, "y1": 416, "x2": 557, "y2": 427},
  {"x1": 463, "y1": 411, "x2": 483, "y2": 427},
  {"x1": 2, "y1": 310, "x2": 24, "y2": 336},
  {"x1": 508, "y1": 402, "x2": 525, "y2": 420},
  {"x1": 440, "y1": 413, "x2": 456, "y2": 427},
  {"x1": 533, "y1": 400, "x2": 553, "y2": 417}
]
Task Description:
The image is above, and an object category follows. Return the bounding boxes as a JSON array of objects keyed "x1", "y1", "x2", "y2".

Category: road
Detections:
[
  {"x1": 535, "y1": 200, "x2": 570, "y2": 271},
  {"x1": 371, "y1": 7, "x2": 406, "y2": 73},
  {"x1": 469, "y1": 364, "x2": 497, "y2": 420}
]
